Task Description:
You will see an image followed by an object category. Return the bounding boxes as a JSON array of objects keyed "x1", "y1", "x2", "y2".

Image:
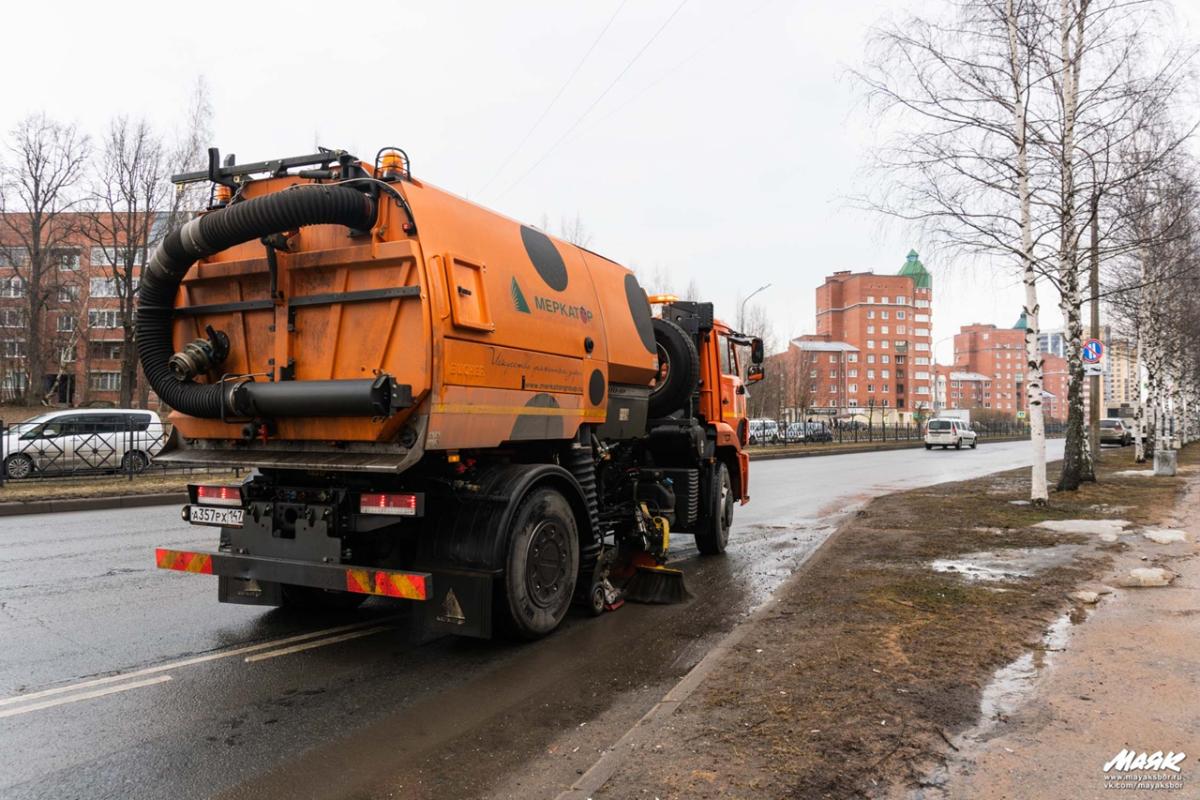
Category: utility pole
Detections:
[{"x1": 1088, "y1": 195, "x2": 1101, "y2": 462}]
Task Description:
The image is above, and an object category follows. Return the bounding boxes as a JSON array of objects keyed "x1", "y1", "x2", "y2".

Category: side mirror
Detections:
[
  {"x1": 746, "y1": 364, "x2": 765, "y2": 384},
  {"x1": 751, "y1": 337, "x2": 764, "y2": 365}
]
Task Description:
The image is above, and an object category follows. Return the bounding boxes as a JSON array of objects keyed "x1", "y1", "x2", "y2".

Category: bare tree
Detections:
[
  {"x1": 559, "y1": 212, "x2": 592, "y2": 248},
  {"x1": 85, "y1": 117, "x2": 170, "y2": 407},
  {"x1": 0, "y1": 114, "x2": 89, "y2": 404},
  {"x1": 857, "y1": 0, "x2": 1053, "y2": 502}
]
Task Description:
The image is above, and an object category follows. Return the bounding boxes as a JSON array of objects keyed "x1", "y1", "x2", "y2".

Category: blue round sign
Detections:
[{"x1": 1082, "y1": 338, "x2": 1104, "y2": 363}]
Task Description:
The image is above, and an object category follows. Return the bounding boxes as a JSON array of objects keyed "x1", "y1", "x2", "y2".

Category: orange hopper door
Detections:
[{"x1": 170, "y1": 177, "x2": 433, "y2": 444}]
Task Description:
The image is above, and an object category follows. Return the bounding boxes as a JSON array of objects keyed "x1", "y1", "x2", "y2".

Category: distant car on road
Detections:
[
  {"x1": 924, "y1": 418, "x2": 977, "y2": 450},
  {"x1": 3, "y1": 408, "x2": 166, "y2": 479},
  {"x1": 1099, "y1": 418, "x2": 1133, "y2": 447},
  {"x1": 748, "y1": 418, "x2": 781, "y2": 445}
]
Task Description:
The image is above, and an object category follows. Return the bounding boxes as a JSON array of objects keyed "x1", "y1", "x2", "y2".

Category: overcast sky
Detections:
[{"x1": 5, "y1": 0, "x2": 1198, "y2": 362}]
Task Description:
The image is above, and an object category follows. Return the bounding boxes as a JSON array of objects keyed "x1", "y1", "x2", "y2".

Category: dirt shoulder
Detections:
[
  {"x1": 594, "y1": 447, "x2": 1198, "y2": 799},
  {"x1": 0, "y1": 470, "x2": 235, "y2": 503}
]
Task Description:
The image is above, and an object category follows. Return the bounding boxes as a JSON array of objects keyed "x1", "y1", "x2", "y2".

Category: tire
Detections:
[
  {"x1": 970, "y1": 439, "x2": 977, "y2": 449},
  {"x1": 281, "y1": 584, "x2": 368, "y2": 611},
  {"x1": 496, "y1": 487, "x2": 579, "y2": 640},
  {"x1": 924, "y1": 443, "x2": 932, "y2": 450},
  {"x1": 648, "y1": 317, "x2": 700, "y2": 417},
  {"x1": 121, "y1": 450, "x2": 149, "y2": 473},
  {"x1": 4, "y1": 453, "x2": 34, "y2": 479},
  {"x1": 954, "y1": 439, "x2": 962, "y2": 450},
  {"x1": 696, "y1": 462, "x2": 733, "y2": 555}
]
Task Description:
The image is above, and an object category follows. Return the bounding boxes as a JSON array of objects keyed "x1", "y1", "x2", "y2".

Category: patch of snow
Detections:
[
  {"x1": 1009, "y1": 500, "x2": 1031, "y2": 506},
  {"x1": 1114, "y1": 469, "x2": 1155, "y2": 478},
  {"x1": 1116, "y1": 567, "x2": 1176, "y2": 588},
  {"x1": 1068, "y1": 590, "x2": 1100, "y2": 604},
  {"x1": 1142, "y1": 528, "x2": 1188, "y2": 544},
  {"x1": 1035, "y1": 519, "x2": 1130, "y2": 537}
]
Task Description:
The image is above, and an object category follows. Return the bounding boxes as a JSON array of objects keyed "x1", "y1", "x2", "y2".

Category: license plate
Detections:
[{"x1": 189, "y1": 505, "x2": 244, "y2": 528}]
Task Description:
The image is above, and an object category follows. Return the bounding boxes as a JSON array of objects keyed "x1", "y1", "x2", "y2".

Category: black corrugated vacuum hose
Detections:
[{"x1": 136, "y1": 185, "x2": 377, "y2": 419}]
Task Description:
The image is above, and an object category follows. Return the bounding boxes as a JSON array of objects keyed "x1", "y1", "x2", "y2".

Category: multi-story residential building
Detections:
[
  {"x1": 953, "y1": 322, "x2": 1028, "y2": 414},
  {"x1": 933, "y1": 363, "x2": 993, "y2": 411},
  {"x1": 1038, "y1": 328, "x2": 1067, "y2": 358},
  {"x1": 952, "y1": 318, "x2": 1077, "y2": 421},
  {"x1": 0, "y1": 213, "x2": 166, "y2": 406},
  {"x1": 798, "y1": 250, "x2": 934, "y2": 422},
  {"x1": 1103, "y1": 329, "x2": 1138, "y2": 412},
  {"x1": 1041, "y1": 353, "x2": 1070, "y2": 421}
]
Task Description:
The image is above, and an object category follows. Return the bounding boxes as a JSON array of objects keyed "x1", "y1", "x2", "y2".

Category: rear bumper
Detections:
[{"x1": 155, "y1": 548, "x2": 430, "y2": 600}]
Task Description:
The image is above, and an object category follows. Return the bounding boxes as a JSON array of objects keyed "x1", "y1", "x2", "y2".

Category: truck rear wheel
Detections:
[
  {"x1": 497, "y1": 487, "x2": 580, "y2": 639},
  {"x1": 695, "y1": 463, "x2": 733, "y2": 555}
]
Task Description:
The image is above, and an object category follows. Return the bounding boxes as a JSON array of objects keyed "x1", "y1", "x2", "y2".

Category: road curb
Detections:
[
  {"x1": 749, "y1": 435, "x2": 1032, "y2": 461},
  {"x1": 554, "y1": 505, "x2": 859, "y2": 800},
  {"x1": 0, "y1": 492, "x2": 187, "y2": 517}
]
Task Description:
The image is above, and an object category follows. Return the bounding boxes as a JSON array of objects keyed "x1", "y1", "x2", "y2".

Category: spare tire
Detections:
[{"x1": 648, "y1": 318, "x2": 700, "y2": 417}]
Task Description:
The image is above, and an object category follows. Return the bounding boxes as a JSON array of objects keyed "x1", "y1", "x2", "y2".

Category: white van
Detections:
[{"x1": 924, "y1": 418, "x2": 977, "y2": 450}]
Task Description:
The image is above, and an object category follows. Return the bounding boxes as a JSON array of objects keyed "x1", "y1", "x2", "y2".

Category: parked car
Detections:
[
  {"x1": 804, "y1": 422, "x2": 833, "y2": 442},
  {"x1": 2, "y1": 409, "x2": 166, "y2": 478},
  {"x1": 1099, "y1": 418, "x2": 1133, "y2": 447},
  {"x1": 784, "y1": 422, "x2": 805, "y2": 443},
  {"x1": 924, "y1": 418, "x2": 977, "y2": 450},
  {"x1": 747, "y1": 418, "x2": 781, "y2": 445}
]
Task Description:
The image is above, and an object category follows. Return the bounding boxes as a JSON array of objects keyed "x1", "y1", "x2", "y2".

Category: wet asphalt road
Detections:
[{"x1": 0, "y1": 440, "x2": 1063, "y2": 800}]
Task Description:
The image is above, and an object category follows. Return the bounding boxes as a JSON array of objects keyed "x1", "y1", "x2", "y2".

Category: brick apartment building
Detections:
[
  {"x1": 0, "y1": 213, "x2": 166, "y2": 407},
  {"x1": 792, "y1": 250, "x2": 935, "y2": 423},
  {"x1": 933, "y1": 364, "x2": 992, "y2": 410},
  {"x1": 950, "y1": 317, "x2": 1074, "y2": 422}
]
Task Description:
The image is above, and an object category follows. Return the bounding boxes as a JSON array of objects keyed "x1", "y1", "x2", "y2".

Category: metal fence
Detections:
[
  {"x1": 748, "y1": 420, "x2": 1068, "y2": 448},
  {"x1": 0, "y1": 413, "x2": 173, "y2": 484}
]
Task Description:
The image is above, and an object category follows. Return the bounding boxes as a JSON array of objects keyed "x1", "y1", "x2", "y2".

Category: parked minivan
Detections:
[
  {"x1": 2, "y1": 409, "x2": 166, "y2": 478},
  {"x1": 924, "y1": 418, "x2": 978, "y2": 450}
]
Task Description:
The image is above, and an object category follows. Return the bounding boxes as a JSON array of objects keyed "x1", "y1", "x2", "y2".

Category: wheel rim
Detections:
[
  {"x1": 720, "y1": 473, "x2": 733, "y2": 528},
  {"x1": 650, "y1": 342, "x2": 671, "y2": 397},
  {"x1": 7, "y1": 456, "x2": 30, "y2": 478},
  {"x1": 525, "y1": 520, "x2": 570, "y2": 609}
]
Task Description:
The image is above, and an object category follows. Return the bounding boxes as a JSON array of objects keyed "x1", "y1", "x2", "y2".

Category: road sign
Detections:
[
  {"x1": 1084, "y1": 362, "x2": 1103, "y2": 377},
  {"x1": 1082, "y1": 338, "x2": 1104, "y2": 363},
  {"x1": 1016, "y1": 411, "x2": 1026, "y2": 419}
]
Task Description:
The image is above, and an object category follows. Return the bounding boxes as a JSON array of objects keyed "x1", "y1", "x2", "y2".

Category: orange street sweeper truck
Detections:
[{"x1": 145, "y1": 147, "x2": 762, "y2": 639}]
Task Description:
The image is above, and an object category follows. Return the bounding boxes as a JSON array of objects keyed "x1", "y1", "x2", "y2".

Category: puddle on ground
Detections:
[
  {"x1": 910, "y1": 613, "x2": 1082, "y2": 798},
  {"x1": 931, "y1": 545, "x2": 1084, "y2": 582},
  {"x1": 978, "y1": 613, "x2": 1073, "y2": 723}
]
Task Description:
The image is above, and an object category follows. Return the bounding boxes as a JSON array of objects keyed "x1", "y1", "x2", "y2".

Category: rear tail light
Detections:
[
  {"x1": 191, "y1": 484, "x2": 243, "y2": 507},
  {"x1": 360, "y1": 492, "x2": 419, "y2": 516}
]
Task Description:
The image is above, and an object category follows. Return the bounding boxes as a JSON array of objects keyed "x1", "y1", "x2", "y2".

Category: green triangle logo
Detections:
[{"x1": 511, "y1": 277, "x2": 531, "y2": 313}]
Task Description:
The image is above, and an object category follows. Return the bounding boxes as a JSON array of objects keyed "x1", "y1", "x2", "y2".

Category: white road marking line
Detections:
[
  {"x1": 0, "y1": 616, "x2": 398, "y2": 708},
  {"x1": 243, "y1": 626, "x2": 392, "y2": 663},
  {"x1": 0, "y1": 675, "x2": 173, "y2": 720}
]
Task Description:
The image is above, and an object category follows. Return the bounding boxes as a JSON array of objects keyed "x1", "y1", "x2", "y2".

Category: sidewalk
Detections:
[
  {"x1": 930, "y1": 483, "x2": 1200, "y2": 799},
  {"x1": 587, "y1": 448, "x2": 1197, "y2": 799}
]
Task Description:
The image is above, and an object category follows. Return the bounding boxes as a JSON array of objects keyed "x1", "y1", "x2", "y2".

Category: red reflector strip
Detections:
[
  {"x1": 194, "y1": 485, "x2": 242, "y2": 507},
  {"x1": 359, "y1": 492, "x2": 417, "y2": 516},
  {"x1": 155, "y1": 548, "x2": 214, "y2": 574},
  {"x1": 344, "y1": 568, "x2": 427, "y2": 600}
]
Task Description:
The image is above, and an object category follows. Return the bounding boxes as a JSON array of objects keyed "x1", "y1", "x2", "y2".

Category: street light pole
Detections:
[{"x1": 739, "y1": 283, "x2": 772, "y2": 332}]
